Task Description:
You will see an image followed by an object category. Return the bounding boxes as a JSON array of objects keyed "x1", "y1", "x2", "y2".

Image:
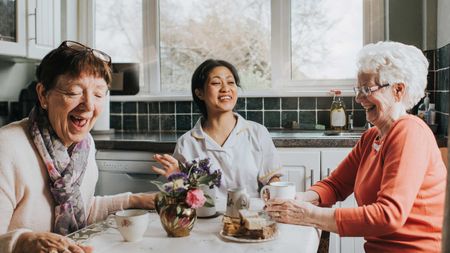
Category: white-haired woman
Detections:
[{"x1": 265, "y1": 41, "x2": 446, "y2": 252}]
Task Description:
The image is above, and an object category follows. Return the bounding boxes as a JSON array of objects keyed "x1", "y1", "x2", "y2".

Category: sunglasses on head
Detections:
[{"x1": 59, "y1": 40, "x2": 112, "y2": 66}]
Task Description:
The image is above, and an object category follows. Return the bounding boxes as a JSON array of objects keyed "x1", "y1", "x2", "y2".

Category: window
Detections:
[
  {"x1": 93, "y1": 0, "x2": 382, "y2": 97},
  {"x1": 159, "y1": 0, "x2": 271, "y2": 93},
  {"x1": 290, "y1": 0, "x2": 362, "y2": 81}
]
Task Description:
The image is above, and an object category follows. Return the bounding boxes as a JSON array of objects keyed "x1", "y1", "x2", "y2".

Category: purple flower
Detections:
[
  {"x1": 211, "y1": 170, "x2": 222, "y2": 188},
  {"x1": 168, "y1": 172, "x2": 188, "y2": 183}
]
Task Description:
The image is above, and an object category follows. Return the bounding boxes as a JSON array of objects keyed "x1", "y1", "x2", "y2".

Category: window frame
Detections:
[{"x1": 88, "y1": 0, "x2": 384, "y2": 101}]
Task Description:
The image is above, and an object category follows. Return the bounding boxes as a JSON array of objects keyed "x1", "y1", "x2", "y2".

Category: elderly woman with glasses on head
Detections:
[
  {"x1": 265, "y1": 41, "x2": 446, "y2": 252},
  {"x1": 0, "y1": 41, "x2": 156, "y2": 253}
]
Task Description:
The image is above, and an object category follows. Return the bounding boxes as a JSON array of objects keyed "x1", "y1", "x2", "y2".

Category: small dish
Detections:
[
  {"x1": 219, "y1": 230, "x2": 278, "y2": 243},
  {"x1": 197, "y1": 211, "x2": 222, "y2": 219}
]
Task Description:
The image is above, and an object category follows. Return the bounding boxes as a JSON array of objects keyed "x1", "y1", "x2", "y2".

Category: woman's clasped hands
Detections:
[
  {"x1": 13, "y1": 231, "x2": 92, "y2": 253},
  {"x1": 265, "y1": 198, "x2": 317, "y2": 226}
]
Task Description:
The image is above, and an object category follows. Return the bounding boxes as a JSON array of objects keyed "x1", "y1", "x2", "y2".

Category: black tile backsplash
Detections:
[
  {"x1": 161, "y1": 115, "x2": 175, "y2": 131},
  {"x1": 149, "y1": 102, "x2": 159, "y2": 113},
  {"x1": 138, "y1": 115, "x2": 148, "y2": 132},
  {"x1": 236, "y1": 98, "x2": 245, "y2": 110},
  {"x1": 176, "y1": 101, "x2": 191, "y2": 113},
  {"x1": 123, "y1": 102, "x2": 137, "y2": 114},
  {"x1": 110, "y1": 102, "x2": 122, "y2": 114},
  {"x1": 138, "y1": 102, "x2": 148, "y2": 114},
  {"x1": 264, "y1": 111, "x2": 281, "y2": 128},
  {"x1": 427, "y1": 43, "x2": 450, "y2": 137},
  {"x1": 247, "y1": 111, "x2": 263, "y2": 125},
  {"x1": 176, "y1": 114, "x2": 192, "y2": 131},
  {"x1": 264, "y1": 97, "x2": 280, "y2": 110},
  {"x1": 110, "y1": 97, "x2": 368, "y2": 132},
  {"x1": 247, "y1": 98, "x2": 262, "y2": 110},
  {"x1": 299, "y1": 97, "x2": 315, "y2": 109},
  {"x1": 281, "y1": 111, "x2": 298, "y2": 128},
  {"x1": 160, "y1": 102, "x2": 175, "y2": 113},
  {"x1": 123, "y1": 115, "x2": 137, "y2": 131},
  {"x1": 282, "y1": 97, "x2": 298, "y2": 110}
]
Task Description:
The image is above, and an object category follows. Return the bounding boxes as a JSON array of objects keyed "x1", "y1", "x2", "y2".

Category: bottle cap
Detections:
[{"x1": 330, "y1": 89, "x2": 341, "y2": 95}]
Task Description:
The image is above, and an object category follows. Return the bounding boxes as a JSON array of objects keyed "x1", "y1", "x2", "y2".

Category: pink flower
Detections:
[{"x1": 186, "y1": 188, "x2": 206, "y2": 208}]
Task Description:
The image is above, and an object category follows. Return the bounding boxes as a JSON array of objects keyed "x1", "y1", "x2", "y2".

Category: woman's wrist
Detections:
[
  {"x1": 308, "y1": 205, "x2": 338, "y2": 233},
  {"x1": 296, "y1": 190, "x2": 320, "y2": 205},
  {"x1": 129, "y1": 193, "x2": 156, "y2": 210}
]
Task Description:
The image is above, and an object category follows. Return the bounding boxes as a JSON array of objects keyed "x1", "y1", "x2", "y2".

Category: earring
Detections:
[{"x1": 42, "y1": 104, "x2": 47, "y2": 109}]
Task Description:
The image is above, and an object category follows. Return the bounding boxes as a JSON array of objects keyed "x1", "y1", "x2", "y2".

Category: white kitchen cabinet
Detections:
[
  {"x1": 26, "y1": 0, "x2": 61, "y2": 59},
  {"x1": 0, "y1": 0, "x2": 61, "y2": 59},
  {"x1": 277, "y1": 148, "x2": 321, "y2": 192},
  {"x1": 321, "y1": 148, "x2": 365, "y2": 253},
  {"x1": 0, "y1": 0, "x2": 27, "y2": 57}
]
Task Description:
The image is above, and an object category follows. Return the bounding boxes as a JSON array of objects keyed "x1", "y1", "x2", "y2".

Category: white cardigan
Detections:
[{"x1": 0, "y1": 119, "x2": 131, "y2": 253}]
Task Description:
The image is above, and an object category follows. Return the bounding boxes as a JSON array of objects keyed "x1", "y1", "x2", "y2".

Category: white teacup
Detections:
[
  {"x1": 260, "y1": 181, "x2": 296, "y2": 202},
  {"x1": 115, "y1": 209, "x2": 149, "y2": 242},
  {"x1": 196, "y1": 185, "x2": 217, "y2": 217}
]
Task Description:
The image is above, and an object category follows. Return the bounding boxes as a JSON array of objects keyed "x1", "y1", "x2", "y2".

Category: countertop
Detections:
[
  {"x1": 92, "y1": 130, "x2": 447, "y2": 152},
  {"x1": 92, "y1": 130, "x2": 362, "y2": 152}
]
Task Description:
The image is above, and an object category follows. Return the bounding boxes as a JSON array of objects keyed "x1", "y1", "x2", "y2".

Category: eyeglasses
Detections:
[
  {"x1": 353, "y1": 83, "x2": 390, "y2": 97},
  {"x1": 59, "y1": 40, "x2": 112, "y2": 65}
]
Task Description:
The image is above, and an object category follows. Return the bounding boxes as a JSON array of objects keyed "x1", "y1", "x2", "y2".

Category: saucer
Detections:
[{"x1": 197, "y1": 211, "x2": 222, "y2": 219}]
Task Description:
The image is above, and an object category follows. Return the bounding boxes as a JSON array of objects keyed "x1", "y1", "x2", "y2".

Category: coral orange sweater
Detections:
[{"x1": 311, "y1": 115, "x2": 446, "y2": 252}]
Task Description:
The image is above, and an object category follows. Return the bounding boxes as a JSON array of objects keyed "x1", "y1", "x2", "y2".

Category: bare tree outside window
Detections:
[
  {"x1": 95, "y1": 0, "x2": 143, "y2": 63},
  {"x1": 160, "y1": 0, "x2": 271, "y2": 93},
  {"x1": 291, "y1": 0, "x2": 363, "y2": 81}
]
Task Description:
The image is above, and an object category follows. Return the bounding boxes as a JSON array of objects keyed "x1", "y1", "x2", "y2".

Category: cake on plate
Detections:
[{"x1": 222, "y1": 210, "x2": 277, "y2": 240}]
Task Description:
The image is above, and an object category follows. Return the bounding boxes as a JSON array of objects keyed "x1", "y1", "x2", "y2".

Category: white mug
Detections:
[
  {"x1": 115, "y1": 209, "x2": 149, "y2": 242},
  {"x1": 225, "y1": 187, "x2": 249, "y2": 218},
  {"x1": 260, "y1": 181, "x2": 296, "y2": 202},
  {"x1": 196, "y1": 185, "x2": 217, "y2": 217}
]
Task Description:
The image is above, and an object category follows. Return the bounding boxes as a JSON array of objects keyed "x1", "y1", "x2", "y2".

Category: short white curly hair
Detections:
[{"x1": 357, "y1": 41, "x2": 429, "y2": 110}]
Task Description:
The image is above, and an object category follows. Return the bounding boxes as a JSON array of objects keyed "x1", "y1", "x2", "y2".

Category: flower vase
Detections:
[{"x1": 159, "y1": 197, "x2": 197, "y2": 237}]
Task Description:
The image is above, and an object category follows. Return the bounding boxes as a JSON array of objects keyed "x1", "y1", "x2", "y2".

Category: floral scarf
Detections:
[{"x1": 28, "y1": 107, "x2": 90, "y2": 235}]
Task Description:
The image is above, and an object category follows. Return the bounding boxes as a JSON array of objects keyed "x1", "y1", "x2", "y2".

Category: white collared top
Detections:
[{"x1": 173, "y1": 113, "x2": 283, "y2": 199}]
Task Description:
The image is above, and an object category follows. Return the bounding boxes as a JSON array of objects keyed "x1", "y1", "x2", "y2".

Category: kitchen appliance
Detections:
[
  {"x1": 110, "y1": 63, "x2": 140, "y2": 95},
  {"x1": 95, "y1": 149, "x2": 165, "y2": 195}
]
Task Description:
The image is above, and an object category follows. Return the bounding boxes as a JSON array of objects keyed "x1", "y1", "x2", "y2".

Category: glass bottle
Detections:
[{"x1": 330, "y1": 90, "x2": 347, "y2": 131}]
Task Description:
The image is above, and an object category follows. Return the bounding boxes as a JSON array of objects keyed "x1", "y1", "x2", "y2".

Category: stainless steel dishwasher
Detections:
[{"x1": 95, "y1": 149, "x2": 166, "y2": 195}]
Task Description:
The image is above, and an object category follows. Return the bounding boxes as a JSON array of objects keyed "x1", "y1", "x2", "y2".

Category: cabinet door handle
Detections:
[
  {"x1": 28, "y1": 8, "x2": 37, "y2": 41},
  {"x1": 304, "y1": 169, "x2": 314, "y2": 190}
]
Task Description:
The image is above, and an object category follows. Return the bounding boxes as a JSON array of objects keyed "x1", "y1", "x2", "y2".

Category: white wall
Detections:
[
  {"x1": 0, "y1": 61, "x2": 36, "y2": 101},
  {"x1": 437, "y1": 0, "x2": 450, "y2": 48}
]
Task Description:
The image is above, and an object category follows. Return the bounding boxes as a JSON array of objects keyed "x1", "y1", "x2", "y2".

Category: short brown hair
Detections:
[{"x1": 36, "y1": 41, "x2": 112, "y2": 91}]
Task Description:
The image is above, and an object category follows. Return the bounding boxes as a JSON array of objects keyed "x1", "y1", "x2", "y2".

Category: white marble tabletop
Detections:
[{"x1": 68, "y1": 199, "x2": 321, "y2": 253}]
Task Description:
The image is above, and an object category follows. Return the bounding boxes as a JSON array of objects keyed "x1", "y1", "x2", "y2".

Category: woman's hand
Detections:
[
  {"x1": 265, "y1": 199, "x2": 317, "y2": 226},
  {"x1": 13, "y1": 231, "x2": 93, "y2": 253},
  {"x1": 151, "y1": 154, "x2": 180, "y2": 178},
  {"x1": 265, "y1": 199, "x2": 338, "y2": 233},
  {"x1": 129, "y1": 192, "x2": 157, "y2": 210}
]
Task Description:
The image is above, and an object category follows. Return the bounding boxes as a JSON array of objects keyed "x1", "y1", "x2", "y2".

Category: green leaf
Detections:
[
  {"x1": 150, "y1": 180, "x2": 167, "y2": 192},
  {"x1": 179, "y1": 161, "x2": 188, "y2": 173},
  {"x1": 203, "y1": 193, "x2": 215, "y2": 207}
]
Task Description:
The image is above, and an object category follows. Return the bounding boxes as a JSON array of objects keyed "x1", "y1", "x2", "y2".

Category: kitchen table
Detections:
[{"x1": 68, "y1": 199, "x2": 321, "y2": 253}]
